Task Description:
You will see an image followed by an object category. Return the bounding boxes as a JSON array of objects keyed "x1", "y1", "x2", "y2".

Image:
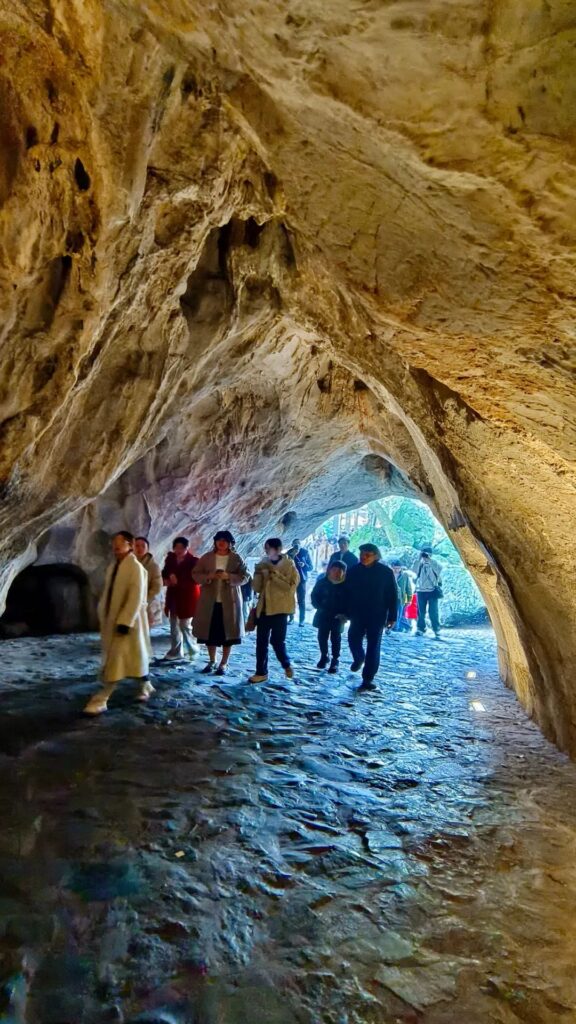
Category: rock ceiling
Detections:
[{"x1": 0, "y1": 0, "x2": 575, "y2": 749}]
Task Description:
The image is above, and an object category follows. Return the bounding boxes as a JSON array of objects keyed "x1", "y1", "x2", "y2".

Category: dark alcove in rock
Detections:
[{"x1": 0, "y1": 563, "x2": 94, "y2": 637}]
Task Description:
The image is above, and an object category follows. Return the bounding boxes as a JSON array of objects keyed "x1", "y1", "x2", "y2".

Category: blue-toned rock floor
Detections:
[{"x1": 0, "y1": 625, "x2": 576, "y2": 1024}]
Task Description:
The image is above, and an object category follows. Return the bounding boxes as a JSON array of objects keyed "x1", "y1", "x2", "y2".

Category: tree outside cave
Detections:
[{"x1": 306, "y1": 496, "x2": 488, "y2": 628}]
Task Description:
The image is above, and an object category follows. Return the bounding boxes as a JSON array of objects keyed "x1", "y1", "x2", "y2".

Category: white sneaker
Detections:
[
  {"x1": 137, "y1": 681, "x2": 155, "y2": 701},
  {"x1": 84, "y1": 692, "x2": 109, "y2": 715},
  {"x1": 248, "y1": 674, "x2": 268, "y2": 684}
]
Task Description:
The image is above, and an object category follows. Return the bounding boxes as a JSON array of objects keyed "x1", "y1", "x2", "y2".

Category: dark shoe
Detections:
[
  {"x1": 328, "y1": 660, "x2": 339, "y2": 674},
  {"x1": 298, "y1": 622, "x2": 305, "y2": 628},
  {"x1": 200, "y1": 663, "x2": 216, "y2": 674},
  {"x1": 350, "y1": 659, "x2": 365, "y2": 672},
  {"x1": 317, "y1": 656, "x2": 329, "y2": 669},
  {"x1": 358, "y1": 679, "x2": 377, "y2": 692},
  {"x1": 214, "y1": 665, "x2": 227, "y2": 676}
]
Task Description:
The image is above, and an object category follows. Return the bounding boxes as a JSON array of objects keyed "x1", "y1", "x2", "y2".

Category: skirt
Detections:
[{"x1": 198, "y1": 603, "x2": 241, "y2": 647}]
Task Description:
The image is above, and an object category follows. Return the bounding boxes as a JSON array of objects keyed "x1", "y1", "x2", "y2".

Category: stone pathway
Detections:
[{"x1": 1, "y1": 626, "x2": 576, "y2": 1023}]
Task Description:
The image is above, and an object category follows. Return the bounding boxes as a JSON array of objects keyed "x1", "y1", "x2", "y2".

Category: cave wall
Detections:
[{"x1": 0, "y1": 1, "x2": 575, "y2": 750}]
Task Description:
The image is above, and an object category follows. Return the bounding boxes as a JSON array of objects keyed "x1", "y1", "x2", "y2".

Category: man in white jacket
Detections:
[{"x1": 84, "y1": 531, "x2": 153, "y2": 715}]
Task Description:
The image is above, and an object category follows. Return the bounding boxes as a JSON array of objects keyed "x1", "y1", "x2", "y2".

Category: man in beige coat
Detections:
[{"x1": 84, "y1": 531, "x2": 153, "y2": 715}]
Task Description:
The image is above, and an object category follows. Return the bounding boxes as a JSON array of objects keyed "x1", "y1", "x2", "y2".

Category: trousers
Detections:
[
  {"x1": 317, "y1": 619, "x2": 342, "y2": 661},
  {"x1": 168, "y1": 614, "x2": 196, "y2": 656},
  {"x1": 348, "y1": 618, "x2": 385, "y2": 683},
  {"x1": 256, "y1": 613, "x2": 290, "y2": 675},
  {"x1": 296, "y1": 580, "x2": 307, "y2": 624},
  {"x1": 394, "y1": 600, "x2": 411, "y2": 632},
  {"x1": 416, "y1": 592, "x2": 440, "y2": 634}
]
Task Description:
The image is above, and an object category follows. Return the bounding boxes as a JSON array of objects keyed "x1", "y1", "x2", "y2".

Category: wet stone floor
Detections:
[{"x1": 1, "y1": 627, "x2": 576, "y2": 1024}]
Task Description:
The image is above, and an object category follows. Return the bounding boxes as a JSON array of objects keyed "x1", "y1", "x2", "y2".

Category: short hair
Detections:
[
  {"x1": 359, "y1": 542, "x2": 381, "y2": 559},
  {"x1": 265, "y1": 537, "x2": 283, "y2": 550},
  {"x1": 420, "y1": 545, "x2": 433, "y2": 555},
  {"x1": 328, "y1": 559, "x2": 347, "y2": 572},
  {"x1": 214, "y1": 529, "x2": 235, "y2": 547},
  {"x1": 173, "y1": 536, "x2": 189, "y2": 549},
  {"x1": 338, "y1": 535, "x2": 350, "y2": 544},
  {"x1": 115, "y1": 530, "x2": 134, "y2": 544},
  {"x1": 135, "y1": 536, "x2": 149, "y2": 546},
  {"x1": 292, "y1": 538, "x2": 300, "y2": 546},
  {"x1": 390, "y1": 559, "x2": 402, "y2": 567}
]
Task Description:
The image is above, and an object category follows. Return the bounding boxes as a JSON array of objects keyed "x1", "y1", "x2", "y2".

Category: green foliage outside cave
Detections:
[{"x1": 321, "y1": 497, "x2": 487, "y2": 626}]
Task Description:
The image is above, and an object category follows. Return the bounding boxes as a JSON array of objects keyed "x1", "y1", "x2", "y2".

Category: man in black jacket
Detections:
[{"x1": 344, "y1": 543, "x2": 398, "y2": 691}]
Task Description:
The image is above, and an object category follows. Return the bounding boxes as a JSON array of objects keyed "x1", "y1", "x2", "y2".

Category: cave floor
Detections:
[{"x1": 0, "y1": 627, "x2": 575, "y2": 1024}]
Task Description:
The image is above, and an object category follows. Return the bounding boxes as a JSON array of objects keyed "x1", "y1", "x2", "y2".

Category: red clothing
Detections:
[{"x1": 162, "y1": 551, "x2": 200, "y2": 618}]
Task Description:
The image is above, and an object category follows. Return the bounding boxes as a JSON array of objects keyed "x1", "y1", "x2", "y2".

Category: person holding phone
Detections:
[{"x1": 192, "y1": 530, "x2": 250, "y2": 675}]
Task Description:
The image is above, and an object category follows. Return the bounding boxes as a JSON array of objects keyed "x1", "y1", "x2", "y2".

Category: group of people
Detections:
[{"x1": 84, "y1": 530, "x2": 443, "y2": 714}]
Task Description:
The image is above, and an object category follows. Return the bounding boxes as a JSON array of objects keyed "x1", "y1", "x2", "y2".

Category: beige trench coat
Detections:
[
  {"x1": 192, "y1": 551, "x2": 250, "y2": 642},
  {"x1": 138, "y1": 551, "x2": 163, "y2": 627},
  {"x1": 98, "y1": 553, "x2": 152, "y2": 683},
  {"x1": 253, "y1": 555, "x2": 299, "y2": 616}
]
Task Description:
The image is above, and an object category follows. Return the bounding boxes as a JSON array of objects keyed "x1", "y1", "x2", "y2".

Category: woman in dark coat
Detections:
[{"x1": 192, "y1": 530, "x2": 250, "y2": 676}]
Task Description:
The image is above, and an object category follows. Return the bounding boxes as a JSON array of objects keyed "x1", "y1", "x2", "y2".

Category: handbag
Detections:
[
  {"x1": 433, "y1": 585, "x2": 444, "y2": 599},
  {"x1": 245, "y1": 606, "x2": 257, "y2": 632}
]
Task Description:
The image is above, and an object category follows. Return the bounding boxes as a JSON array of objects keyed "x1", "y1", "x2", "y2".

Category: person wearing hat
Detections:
[
  {"x1": 343, "y1": 543, "x2": 398, "y2": 690},
  {"x1": 415, "y1": 546, "x2": 443, "y2": 638},
  {"x1": 310, "y1": 560, "x2": 349, "y2": 673},
  {"x1": 327, "y1": 535, "x2": 359, "y2": 572},
  {"x1": 192, "y1": 530, "x2": 250, "y2": 675}
]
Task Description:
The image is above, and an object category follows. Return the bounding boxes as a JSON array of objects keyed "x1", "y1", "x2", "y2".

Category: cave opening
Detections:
[
  {"x1": 0, "y1": 562, "x2": 93, "y2": 637},
  {"x1": 304, "y1": 495, "x2": 489, "y2": 630}
]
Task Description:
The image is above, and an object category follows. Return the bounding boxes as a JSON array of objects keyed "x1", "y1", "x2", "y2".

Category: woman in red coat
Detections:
[{"x1": 162, "y1": 536, "x2": 200, "y2": 660}]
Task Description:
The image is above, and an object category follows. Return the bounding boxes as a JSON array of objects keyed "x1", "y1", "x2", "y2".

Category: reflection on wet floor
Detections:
[{"x1": 0, "y1": 626, "x2": 576, "y2": 1023}]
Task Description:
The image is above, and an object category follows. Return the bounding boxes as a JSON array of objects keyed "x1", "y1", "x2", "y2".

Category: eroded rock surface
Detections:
[
  {"x1": 1, "y1": 626, "x2": 576, "y2": 1023},
  {"x1": 0, "y1": 2, "x2": 575, "y2": 747}
]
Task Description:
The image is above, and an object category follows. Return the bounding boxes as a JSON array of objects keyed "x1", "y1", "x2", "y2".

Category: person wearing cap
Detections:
[
  {"x1": 343, "y1": 543, "x2": 398, "y2": 691},
  {"x1": 390, "y1": 560, "x2": 414, "y2": 632},
  {"x1": 310, "y1": 560, "x2": 349, "y2": 673},
  {"x1": 415, "y1": 546, "x2": 443, "y2": 638},
  {"x1": 192, "y1": 530, "x2": 250, "y2": 675},
  {"x1": 327, "y1": 535, "x2": 359, "y2": 572}
]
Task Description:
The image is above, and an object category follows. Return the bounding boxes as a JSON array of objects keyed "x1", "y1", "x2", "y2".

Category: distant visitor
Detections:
[
  {"x1": 415, "y1": 546, "x2": 443, "y2": 639},
  {"x1": 134, "y1": 536, "x2": 163, "y2": 628},
  {"x1": 287, "y1": 537, "x2": 313, "y2": 626},
  {"x1": 328, "y1": 535, "x2": 359, "y2": 571}
]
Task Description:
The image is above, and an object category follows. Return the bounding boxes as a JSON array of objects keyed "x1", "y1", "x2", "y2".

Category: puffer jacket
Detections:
[
  {"x1": 310, "y1": 574, "x2": 348, "y2": 627},
  {"x1": 253, "y1": 555, "x2": 300, "y2": 617}
]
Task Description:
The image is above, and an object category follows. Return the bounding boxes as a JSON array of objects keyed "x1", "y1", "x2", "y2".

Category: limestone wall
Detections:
[{"x1": 0, "y1": 2, "x2": 574, "y2": 750}]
